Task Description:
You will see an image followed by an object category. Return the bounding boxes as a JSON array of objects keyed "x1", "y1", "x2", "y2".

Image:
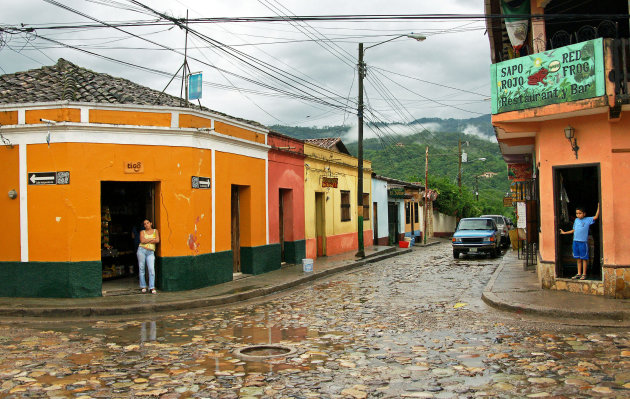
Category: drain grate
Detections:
[{"x1": 234, "y1": 344, "x2": 297, "y2": 361}]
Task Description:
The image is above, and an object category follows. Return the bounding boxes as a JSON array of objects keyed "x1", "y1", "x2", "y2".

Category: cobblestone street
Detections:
[{"x1": 1, "y1": 242, "x2": 629, "y2": 398}]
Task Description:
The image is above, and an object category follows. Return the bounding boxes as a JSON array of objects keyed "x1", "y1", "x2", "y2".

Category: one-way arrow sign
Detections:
[
  {"x1": 28, "y1": 171, "x2": 70, "y2": 185},
  {"x1": 191, "y1": 176, "x2": 211, "y2": 189},
  {"x1": 198, "y1": 177, "x2": 211, "y2": 188},
  {"x1": 28, "y1": 172, "x2": 56, "y2": 185}
]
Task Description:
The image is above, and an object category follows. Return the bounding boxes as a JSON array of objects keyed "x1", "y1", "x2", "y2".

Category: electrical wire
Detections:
[
  {"x1": 38, "y1": 0, "x2": 356, "y2": 113},
  {"x1": 124, "y1": 0, "x2": 356, "y2": 112}
]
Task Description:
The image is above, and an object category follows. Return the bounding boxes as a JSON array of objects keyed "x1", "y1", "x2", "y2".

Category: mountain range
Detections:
[{"x1": 270, "y1": 114, "x2": 510, "y2": 212}]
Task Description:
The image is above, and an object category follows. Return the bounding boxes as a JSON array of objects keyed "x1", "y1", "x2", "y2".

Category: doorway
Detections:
[
  {"x1": 315, "y1": 192, "x2": 326, "y2": 257},
  {"x1": 553, "y1": 164, "x2": 602, "y2": 280},
  {"x1": 100, "y1": 181, "x2": 155, "y2": 284},
  {"x1": 231, "y1": 185, "x2": 241, "y2": 274},
  {"x1": 279, "y1": 189, "x2": 294, "y2": 263},
  {"x1": 388, "y1": 202, "x2": 399, "y2": 245},
  {"x1": 373, "y1": 202, "x2": 378, "y2": 244}
]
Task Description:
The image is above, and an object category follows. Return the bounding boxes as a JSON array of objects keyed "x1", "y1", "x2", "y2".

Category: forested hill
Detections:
[
  {"x1": 269, "y1": 115, "x2": 511, "y2": 214},
  {"x1": 269, "y1": 114, "x2": 493, "y2": 141}
]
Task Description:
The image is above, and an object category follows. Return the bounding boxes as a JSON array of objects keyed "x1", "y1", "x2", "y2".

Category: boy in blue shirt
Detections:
[{"x1": 559, "y1": 203, "x2": 600, "y2": 280}]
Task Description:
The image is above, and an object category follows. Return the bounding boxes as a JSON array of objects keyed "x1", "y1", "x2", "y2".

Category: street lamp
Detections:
[{"x1": 356, "y1": 33, "x2": 426, "y2": 257}]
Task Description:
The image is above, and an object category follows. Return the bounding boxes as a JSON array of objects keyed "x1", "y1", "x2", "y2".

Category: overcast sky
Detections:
[{"x1": 1, "y1": 0, "x2": 491, "y2": 134}]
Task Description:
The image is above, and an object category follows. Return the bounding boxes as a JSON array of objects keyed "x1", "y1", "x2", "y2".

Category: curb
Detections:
[
  {"x1": 0, "y1": 248, "x2": 412, "y2": 318},
  {"x1": 482, "y1": 256, "x2": 630, "y2": 322},
  {"x1": 481, "y1": 290, "x2": 629, "y2": 321}
]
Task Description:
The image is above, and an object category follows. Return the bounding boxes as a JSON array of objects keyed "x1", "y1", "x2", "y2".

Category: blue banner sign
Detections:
[{"x1": 188, "y1": 72, "x2": 203, "y2": 100}]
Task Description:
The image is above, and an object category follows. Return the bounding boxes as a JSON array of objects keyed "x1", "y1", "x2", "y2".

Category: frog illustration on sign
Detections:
[{"x1": 527, "y1": 67, "x2": 549, "y2": 86}]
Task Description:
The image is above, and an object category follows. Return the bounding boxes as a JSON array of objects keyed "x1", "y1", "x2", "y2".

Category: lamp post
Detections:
[
  {"x1": 356, "y1": 33, "x2": 425, "y2": 257},
  {"x1": 424, "y1": 146, "x2": 429, "y2": 244}
]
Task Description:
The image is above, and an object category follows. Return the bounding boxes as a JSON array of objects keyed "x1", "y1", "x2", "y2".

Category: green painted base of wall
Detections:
[
  {"x1": 0, "y1": 261, "x2": 102, "y2": 298},
  {"x1": 284, "y1": 240, "x2": 306, "y2": 264},
  {"x1": 0, "y1": 242, "x2": 306, "y2": 298},
  {"x1": 157, "y1": 251, "x2": 233, "y2": 292},
  {"x1": 241, "y1": 244, "x2": 281, "y2": 275}
]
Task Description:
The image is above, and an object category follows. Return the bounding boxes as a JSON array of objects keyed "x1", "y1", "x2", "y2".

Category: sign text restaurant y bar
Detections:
[{"x1": 491, "y1": 38, "x2": 605, "y2": 114}]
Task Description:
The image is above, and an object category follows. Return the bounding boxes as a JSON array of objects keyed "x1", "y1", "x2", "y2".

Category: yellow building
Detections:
[
  {"x1": 0, "y1": 59, "x2": 276, "y2": 297},
  {"x1": 303, "y1": 138, "x2": 372, "y2": 258}
]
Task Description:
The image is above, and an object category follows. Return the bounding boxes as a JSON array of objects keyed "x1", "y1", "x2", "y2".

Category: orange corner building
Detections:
[{"x1": 0, "y1": 59, "x2": 280, "y2": 297}]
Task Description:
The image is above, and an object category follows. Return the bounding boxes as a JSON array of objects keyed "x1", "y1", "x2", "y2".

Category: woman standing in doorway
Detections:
[{"x1": 138, "y1": 219, "x2": 160, "y2": 294}]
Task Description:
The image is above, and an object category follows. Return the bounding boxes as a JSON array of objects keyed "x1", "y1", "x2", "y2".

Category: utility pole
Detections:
[
  {"x1": 475, "y1": 175, "x2": 479, "y2": 201},
  {"x1": 423, "y1": 146, "x2": 428, "y2": 245},
  {"x1": 457, "y1": 139, "x2": 462, "y2": 191},
  {"x1": 181, "y1": 10, "x2": 189, "y2": 104},
  {"x1": 354, "y1": 35, "x2": 425, "y2": 256},
  {"x1": 356, "y1": 43, "x2": 365, "y2": 258}
]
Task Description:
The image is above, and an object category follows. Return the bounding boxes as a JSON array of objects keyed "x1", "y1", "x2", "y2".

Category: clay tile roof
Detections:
[
  {"x1": 0, "y1": 58, "x2": 265, "y2": 128},
  {"x1": 304, "y1": 137, "x2": 350, "y2": 155}
]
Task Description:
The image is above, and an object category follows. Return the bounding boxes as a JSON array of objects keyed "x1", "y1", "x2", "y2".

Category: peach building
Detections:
[{"x1": 486, "y1": 0, "x2": 630, "y2": 297}]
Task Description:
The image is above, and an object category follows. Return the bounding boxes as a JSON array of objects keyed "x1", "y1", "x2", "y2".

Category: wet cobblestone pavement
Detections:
[{"x1": 2, "y1": 242, "x2": 630, "y2": 398}]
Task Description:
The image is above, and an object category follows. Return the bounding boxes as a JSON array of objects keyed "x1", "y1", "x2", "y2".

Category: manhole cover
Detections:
[{"x1": 234, "y1": 345, "x2": 297, "y2": 361}]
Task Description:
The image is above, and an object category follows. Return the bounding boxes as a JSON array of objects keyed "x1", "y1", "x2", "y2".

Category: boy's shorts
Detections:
[{"x1": 572, "y1": 241, "x2": 589, "y2": 260}]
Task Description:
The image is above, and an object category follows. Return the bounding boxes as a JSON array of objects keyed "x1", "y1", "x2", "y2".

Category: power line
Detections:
[
  {"x1": 124, "y1": 0, "x2": 356, "y2": 111},
  {"x1": 38, "y1": 0, "x2": 355, "y2": 113}
]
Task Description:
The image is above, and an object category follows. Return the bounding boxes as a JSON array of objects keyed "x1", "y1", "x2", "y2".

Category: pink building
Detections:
[{"x1": 267, "y1": 132, "x2": 306, "y2": 264}]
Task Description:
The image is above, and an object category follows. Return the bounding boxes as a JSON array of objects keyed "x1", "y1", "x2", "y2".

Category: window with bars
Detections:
[
  {"x1": 362, "y1": 193, "x2": 370, "y2": 220},
  {"x1": 405, "y1": 202, "x2": 411, "y2": 224},
  {"x1": 341, "y1": 190, "x2": 351, "y2": 221}
]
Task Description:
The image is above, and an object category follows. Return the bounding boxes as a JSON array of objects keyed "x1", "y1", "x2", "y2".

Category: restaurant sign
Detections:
[
  {"x1": 491, "y1": 38, "x2": 605, "y2": 114},
  {"x1": 322, "y1": 177, "x2": 338, "y2": 188}
]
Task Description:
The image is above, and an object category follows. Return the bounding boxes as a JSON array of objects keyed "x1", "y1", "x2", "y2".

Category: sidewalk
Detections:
[
  {"x1": 483, "y1": 249, "x2": 630, "y2": 325},
  {"x1": 7, "y1": 241, "x2": 628, "y2": 323},
  {"x1": 0, "y1": 244, "x2": 433, "y2": 319}
]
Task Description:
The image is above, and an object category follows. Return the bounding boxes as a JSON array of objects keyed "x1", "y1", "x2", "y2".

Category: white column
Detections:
[
  {"x1": 211, "y1": 149, "x2": 216, "y2": 253},
  {"x1": 19, "y1": 144, "x2": 28, "y2": 262},
  {"x1": 265, "y1": 157, "x2": 269, "y2": 245}
]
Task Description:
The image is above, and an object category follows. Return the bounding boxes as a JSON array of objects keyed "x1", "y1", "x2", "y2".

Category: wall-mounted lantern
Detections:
[{"x1": 564, "y1": 125, "x2": 579, "y2": 159}]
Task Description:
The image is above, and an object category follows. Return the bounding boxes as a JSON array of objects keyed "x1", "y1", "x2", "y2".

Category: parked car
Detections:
[
  {"x1": 452, "y1": 217, "x2": 502, "y2": 259},
  {"x1": 480, "y1": 214, "x2": 510, "y2": 248}
]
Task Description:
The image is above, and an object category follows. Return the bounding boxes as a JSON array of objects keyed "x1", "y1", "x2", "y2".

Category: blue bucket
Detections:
[{"x1": 302, "y1": 258, "x2": 313, "y2": 272}]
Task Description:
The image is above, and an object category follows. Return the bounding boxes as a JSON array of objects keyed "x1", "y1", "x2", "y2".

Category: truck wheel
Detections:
[{"x1": 453, "y1": 250, "x2": 460, "y2": 259}]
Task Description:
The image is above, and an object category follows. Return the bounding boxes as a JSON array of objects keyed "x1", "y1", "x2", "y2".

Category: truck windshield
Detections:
[{"x1": 458, "y1": 219, "x2": 494, "y2": 230}]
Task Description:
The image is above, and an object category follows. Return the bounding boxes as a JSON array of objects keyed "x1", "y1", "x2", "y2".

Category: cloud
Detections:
[
  {"x1": 463, "y1": 124, "x2": 497, "y2": 142},
  {"x1": 342, "y1": 121, "x2": 442, "y2": 143},
  {"x1": 2, "y1": 0, "x2": 491, "y2": 127}
]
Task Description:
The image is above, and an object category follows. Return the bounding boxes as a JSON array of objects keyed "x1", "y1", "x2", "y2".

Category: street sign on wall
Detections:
[
  {"x1": 191, "y1": 176, "x2": 211, "y2": 189},
  {"x1": 28, "y1": 171, "x2": 70, "y2": 185},
  {"x1": 388, "y1": 187, "x2": 405, "y2": 198},
  {"x1": 516, "y1": 201, "x2": 527, "y2": 229},
  {"x1": 491, "y1": 38, "x2": 605, "y2": 114},
  {"x1": 322, "y1": 177, "x2": 338, "y2": 188}
]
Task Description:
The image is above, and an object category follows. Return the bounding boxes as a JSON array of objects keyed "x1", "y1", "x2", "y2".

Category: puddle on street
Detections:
[{"x1": 22, "y1": 309, "x2": 350, "y2": 379}]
